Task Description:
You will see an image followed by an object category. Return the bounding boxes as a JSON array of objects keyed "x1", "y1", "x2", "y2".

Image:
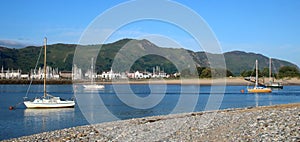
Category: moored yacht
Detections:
[
  {"x1": 247, "y1": 60, "x2": 272, "y2": 93},
  {"x1": 24, "y1": 38, "x2": 75, "y2": 108}
]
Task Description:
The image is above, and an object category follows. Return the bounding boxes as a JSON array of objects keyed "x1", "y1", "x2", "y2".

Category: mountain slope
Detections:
[
  {"x1": 223, "y1": 51, "x2": 297, "y2": 75},
  {"x1": 0, "y1": 39, "x2": 298, "y2": 75}
]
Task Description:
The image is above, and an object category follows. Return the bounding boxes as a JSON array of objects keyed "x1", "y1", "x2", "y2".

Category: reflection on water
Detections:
[
  {"x1": 255, "y1": 93, "x2": 259, "y2": 107},
  {"x1": 254, "y1": 93, "x2": 274, "y2": 107},
  {"x1": 268, "y1": 94, "x2": 273, "y2": 105},
  {"x1": 24, "y1": 108, "x2": 75, "y2": 116},
  {"x1": 24, "y1": 108, "x2": 75, "y2": 133}
]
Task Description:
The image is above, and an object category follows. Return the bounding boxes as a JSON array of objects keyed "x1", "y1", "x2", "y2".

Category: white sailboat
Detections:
[
  {"x1": 83, "y1": 57, "x2": 105, "y2": 90},
  {"x1": 247, "y1": 60, "x2": 272, "y2": 93},
  {"x1": 265, "y1": 58, "x2": 283, "y2": 89},
  {"x1": 24, "y1": 38, "x2": 75, "y2": 108}
]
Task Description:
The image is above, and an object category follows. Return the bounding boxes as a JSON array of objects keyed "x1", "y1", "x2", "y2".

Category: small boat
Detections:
[
  {"x1": 264, "y1": 58, "x2": 283, "y2": 89},
  {"x1": 83, "y1": 57, "x2": 104, "y2": 90},
  {"x1": 83, "y1": 84, "x2": 105, "y2": 89},
  {"x1": 24, "y1": 38, "x2": 75, "y2": 108},
  {"x1": 265, "y1": 82, "x2": 283, "y2": 89},
  {"x1": 24, "y1": 95, "x2": 75, "y2": 108},
  {"x1": 248, "y1": 86, "x2": 272, "y2": 93},
  {"x1": 247, "y1": 60, "x2": 272, "y2": 93}
]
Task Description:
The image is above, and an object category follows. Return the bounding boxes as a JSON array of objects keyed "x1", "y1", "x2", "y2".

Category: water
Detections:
[{"x1": 1, "y1": 84, "x2": 300, "y2": 140}]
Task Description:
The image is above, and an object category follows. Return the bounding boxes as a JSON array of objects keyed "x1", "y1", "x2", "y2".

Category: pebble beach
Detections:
[{"x1": 3, "y1": 103, "x2": 300, "y2": 142}]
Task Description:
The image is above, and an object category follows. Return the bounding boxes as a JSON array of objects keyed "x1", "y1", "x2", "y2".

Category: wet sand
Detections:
[
  {"x1": 99, "y1": 77, "x2": 300, "y2": 86},
  {"x1": 1, "y1": 77, "x2": 299, "y2": 85}
]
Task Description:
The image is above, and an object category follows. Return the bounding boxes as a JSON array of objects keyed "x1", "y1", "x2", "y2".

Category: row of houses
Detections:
[
  {"x1": 0, "y1": 68, "x2": 22, "y2": 79},
  {"x1": 0, "y1": 65, "x2": 172, "y2": 80},
  {"x1": 73, "y1": 65, "x2": 170, "y2": 80},
  {"x1": 100, "y1": 70, "x2": 168, "y2": 80},
  {"x1": 0, "y1": 66, "x2": 62, "y2": 80}
]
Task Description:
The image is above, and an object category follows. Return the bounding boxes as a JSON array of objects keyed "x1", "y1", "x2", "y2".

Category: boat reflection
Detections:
[
  {"x1": 255, "y1": 93, "x2": 259, "y2": 107},
  {"x1": 24, "y1": 108, "x2": 75, "y2": 116},
  {"x1": 24, "y1": 108, "x2": 75, "y2": 132}
]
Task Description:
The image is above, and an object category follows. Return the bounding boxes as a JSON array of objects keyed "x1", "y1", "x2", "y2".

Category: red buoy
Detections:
[
  {"x1": 240, "y1": 89, "x2": 245, "y2": 93},
  {"x1": 9, "y1": 106, "x2": 14, "y2": 110}
]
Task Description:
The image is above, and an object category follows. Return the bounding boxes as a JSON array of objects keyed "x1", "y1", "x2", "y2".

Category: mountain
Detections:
[
  {"x1": 223, "y1": 51, "x2": 296, "y2": 75},
  {"x1": 0, "y1": 39, "x2": 298, "y2": 75},
  {"x1": 0, "y1": 44, "x2": 76, "y2": 72}
]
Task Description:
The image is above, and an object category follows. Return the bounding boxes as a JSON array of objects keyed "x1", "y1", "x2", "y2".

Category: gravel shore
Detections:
[{"x1": 3, "y1": 103, "x2": 300, "y2": 142}]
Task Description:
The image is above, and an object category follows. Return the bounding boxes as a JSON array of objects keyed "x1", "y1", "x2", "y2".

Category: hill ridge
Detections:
[{"x1": 0, "y1": 39, "x2": 297, "y2": 75}]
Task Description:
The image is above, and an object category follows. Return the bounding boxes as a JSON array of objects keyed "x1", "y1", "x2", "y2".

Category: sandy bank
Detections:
[
  {"x1": 98, "y1": 77, "x2": 300, "y2": 86},
  {"x1": 1, "y1": 77, "x2": 300, "y2": 85},
  {"x1": 97, "y1": 77, "x2": 250, "y2": 85}
]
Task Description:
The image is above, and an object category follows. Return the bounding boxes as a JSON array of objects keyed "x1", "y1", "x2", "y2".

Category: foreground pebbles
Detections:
[{"x1": 3, "y1": 103, "x2": 300, "y2": 141}]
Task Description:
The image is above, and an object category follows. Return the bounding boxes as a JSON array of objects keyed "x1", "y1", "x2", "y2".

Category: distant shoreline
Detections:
[
  {"x1": 0, "y1": 79, "x2": 73, "y2": 85},
  {"x1": 0, "y1": 77, "x2": 300, "y2": 85}
]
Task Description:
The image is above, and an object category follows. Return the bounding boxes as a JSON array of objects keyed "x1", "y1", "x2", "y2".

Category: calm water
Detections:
[{"x1": 0, "y1": 84, "x2": 300, "y2": 140}]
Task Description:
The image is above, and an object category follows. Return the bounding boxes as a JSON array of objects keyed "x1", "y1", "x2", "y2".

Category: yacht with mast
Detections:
[
  {"x1": 83, "y1": 57, "x2": 105, "y2": 90},
  {"x1": 247, "y1": 60, "x2": 272, "y2": 93},
  {"x1": 265, "y1": 58, "x2": 283, "y2": 89},
  {"x1": 24, "y1": 38, "x2": 75, "y2": 108}
]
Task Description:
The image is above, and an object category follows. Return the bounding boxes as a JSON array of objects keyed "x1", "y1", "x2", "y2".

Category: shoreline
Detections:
[
  {"x1": 1, "y1": 77, "x2": 300, "y2": 85},
  {"x1": 3, "y1": 103, "x2": 300, "y2": 141}
]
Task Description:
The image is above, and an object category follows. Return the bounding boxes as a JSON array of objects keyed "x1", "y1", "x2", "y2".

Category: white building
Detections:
[
  {"x1": 0, "y1": 67, "x2": 21, "y2": 79},
  {"x1": 100, "y1": 69, "x2": 121, "y2": 80},
  {"x1": 142, "y1": 72, "x2": 151, "y2": 79},
  {"x1": 134, "y1": 71, "x2": 144, "y2": 79},
  {"x1": 30, "y1": 66, "x2": 60, "y2": 80},
  {"x1": 20, "y1": 74, "x2": 29, "y2": 79}
]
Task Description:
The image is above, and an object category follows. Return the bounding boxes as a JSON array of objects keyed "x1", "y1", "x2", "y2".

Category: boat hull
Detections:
[
  {"x1": 24, "y1": 101, "x2": 75, "y2": 108},
  {"x1": 265, "y1": 83, "x2": 283, "y2": 89},
  {"x1": 24, "y1": 98, "x2": 75, "y2": 108},
  {"x1": 265, "y1": 85, "x2": 283, "y2": 89},
  {"x1": 83, "y1": 84, "x2": 105, "y2": 89},
  {"x1": 247, "y1": 88, "x2": 272, "y2": 93}
]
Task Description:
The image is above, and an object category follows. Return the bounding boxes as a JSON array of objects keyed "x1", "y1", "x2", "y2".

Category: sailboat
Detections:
[
  {"x1": 265, "y1": 58, "x2": 283, "y2": 89},
  {"x1": 82, "y1": 57, "x2": 105, "y2": 90},
  {"x1": 247, "y1": 60, "x2": 272, "y2": 93},
  {"x1": 24, "y1": 38, "x2": 75, "y2": 108}
]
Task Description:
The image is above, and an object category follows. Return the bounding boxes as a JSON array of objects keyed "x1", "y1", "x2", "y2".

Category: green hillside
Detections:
[
  {"x1": 0, "y1": 39, "x2": 298, "y2": 76},
  {"x1": 223, "y1": 51, "x2": 297, "y2": 75}
]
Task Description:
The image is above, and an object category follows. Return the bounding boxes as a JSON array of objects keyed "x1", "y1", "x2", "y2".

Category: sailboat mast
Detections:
[
  {"x1": 91, "y1": 57, "x2": 94, "y2": 84},
  {"x1": 43, "y1": 37, "x2": 47, "y2": 98},
  {"x1": 255, "y1": 59, "x2": 258, "y2": 87},
  {"x1": 269, "y1": 58, "x2": 272, "y2": 82}
]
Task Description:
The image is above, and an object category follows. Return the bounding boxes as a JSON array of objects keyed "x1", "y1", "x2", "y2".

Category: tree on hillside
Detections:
[
  {"x1": 240, "y1": 70, "x2": 254, "y2": 77},
  {"x1": 261, "y1": 68, "x2": 269, "y2": 77},
  {"x1": 278, "y1": 66, "x2": 300, "y2": 78},
  {"x1": 199, "y1": 67, "x2": 233, "y2": 78},
  {"x1": 260, "y1": 67, "x2": 278, "y2": 78},
  {"x1": 196, "y1": 67, "x2": 206, "y2": 77},
  {"x1": 240, "y1": 69, "x2": 264, "y2": 77},
  {"x1": 200, "y1": 68, "x2": 212, "y2": 78}
]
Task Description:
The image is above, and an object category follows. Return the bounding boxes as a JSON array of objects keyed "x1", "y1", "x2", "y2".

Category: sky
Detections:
[{"x1": 0, "y1": 0, "x2": 300, "y2": 66}]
